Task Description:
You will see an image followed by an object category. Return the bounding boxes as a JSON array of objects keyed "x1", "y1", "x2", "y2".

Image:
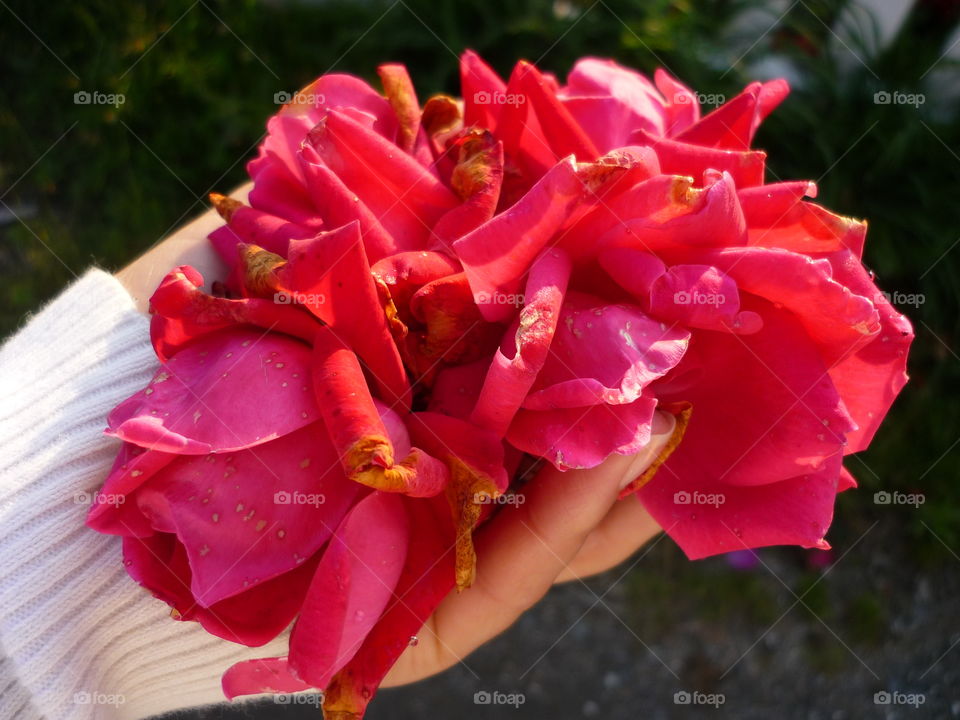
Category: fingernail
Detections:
[{"x1": 619, "y1": 412, "x2": 677, "y2": 490}]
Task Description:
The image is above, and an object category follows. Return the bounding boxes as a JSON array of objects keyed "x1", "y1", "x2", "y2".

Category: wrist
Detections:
[{"x1": 116, "y1": 183, "x2": 251, "y2": 312}]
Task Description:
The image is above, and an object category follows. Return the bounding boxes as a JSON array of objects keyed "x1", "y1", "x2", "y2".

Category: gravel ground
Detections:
[{"x1": 169, "y1": 517, "x2": 959, "y2": 720}]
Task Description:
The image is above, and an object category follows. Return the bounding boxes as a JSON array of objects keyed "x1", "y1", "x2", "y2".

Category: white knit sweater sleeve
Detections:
[{"x1": 0, "y1": 269, "x2": 287, "y2": 720}]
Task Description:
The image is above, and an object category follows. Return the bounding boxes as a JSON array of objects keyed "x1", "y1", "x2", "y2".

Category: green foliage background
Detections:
[{"x1": 1, "y1": 0, "x2": 957, "y2": 600}]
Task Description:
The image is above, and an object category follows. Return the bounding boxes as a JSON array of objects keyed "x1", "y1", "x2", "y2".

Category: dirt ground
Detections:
[{"x1": 174, "y1": 517, "x2": 959, "y2": 720}]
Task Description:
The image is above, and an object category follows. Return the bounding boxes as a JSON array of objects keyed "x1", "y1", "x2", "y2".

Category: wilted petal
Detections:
[
  {"x1": 471, "y1": 248, "x2": 572, "y2": 435},
  {"x1": 377, "y1": 63, "x2": 423, "y2": 155},
  {"x1": 408, "y1": 411, "x2": 507, "y2": 589},
  {"x1": 311, "y1": 326, "x2": 448, "y2": 497},
  {"x1": 208, "y1": 193, "x2": 317, "y2": 264},
  {"x1": 432, "y1": 130, "x2": 504, "y2": 249},
  {"x1": 406, "y1": 272, "x2": 503, "y2": 384},
  {"x1": 147, "y1": 266, "x2": 319, "y2": 361},
  {"x1": 371, "y1": 250, "x2": 461, "y2": 326}
]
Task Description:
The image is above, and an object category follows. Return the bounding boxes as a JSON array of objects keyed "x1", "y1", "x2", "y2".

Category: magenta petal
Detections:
[
  {"x1": 522, "y1": 291, "x2": 690, "y2": 409},
  {"x1": 247, "y1": 160, "x2": 325, "y2": 230},
  {"x1": 249, "y1": 73, "x2": 399, "y2": 185},
  {"x1": 822, "y1": 251, "x2": 913, "y2": 453},
  {"x1": 431, "y1": 133, "x2": 504, "y2": 248},
  {"x1": 658, "y1": 297, "x2": 856, "y2": 487},
  {"x1": 407, "y1": 411, "x2": 509, "y2": 493},
  {"x1": 429, "y1": 358, "x2": 492, "y2": 420},
  {"x1": 124, "y1": 533, "x2": 318, "y2": 646},
  {"x1": 209, "y1": 201, "x2": 316, "y2": 263},
  {"x1": 495, "y1": 63, "x2": 561, "y2": 184},
  {"x1": 638, "y1": 454, "x2": 841, "y2": 560},
  {"x1": 147, "y1": 266, "x2": 319, "y2": 362},
  {"x1": 509, "y1": 396, "x2": 658, "y2": 471},
  {"x1": 86, "y1": 443, "x2": 177, "y2": 537},
  {"x1": 317, "y1": 495, "x2": 457, "y2": 715},
  {"x1": 108, "y1": 329, "x2": 319, "y2": 454},
  {"x1": 675, "y1": 80, "x2": 789, "y2": 150},
  {"x1": 632, "y1": 128, "x2": 767, "y2": 188},
  {"x1": 699, "y1": 247, "x2": 880, "y2": 364},
  {"x1": 515, "y1": 61, "x2": 598, "y2": 161},
  {"x1": 564, "y1": 172, "x2": 747, "y2": 262},
  {"x1": 654, "y1": 68, "x2": 700, "y2": 135},
  {"x1": 288, "y1": 491, "x2": 408, "y2": 688},
  {"x1": 455, "y1": 158, "x2": 584, "y2": 322},
  {"x1": 739, "y1": 183, "x2": 867, "y2": 258},
  {"x1": 281, "y1": 222, "x2": 411, "y2": 410},
  {"x1": 299, "y1": 144, "x2": 400, "y2": 263},
  {"x1": 647, "y1": 264, "x2": 759, "y2": 333},
  {"x1": 253, "y1": 114, "x2": 316, "y2": 185},
  {"x1": 471, "y1": 248, "x2": 572, "y2": 435},
  {"x1": 307, "y1": 110, "x2": 458, "y2": 249},
  {"x1": 838, "y1": 466, "x2": 858, "y2": 492},
  {"x1": 559, "y1": 57, "x2": 669, "y2": 151},
  {"x1": 140, "y1": 423, "x2": 360, "y2": 606},
  {"x1": 222, "y1": 657, "x2": 312, "y2": 699},
  {"x1": 461, "y1": 49, "x2": 508, "y2": 132},
  {"x1": 598, "y1": 247, "x2": 667, "y2": 297}
]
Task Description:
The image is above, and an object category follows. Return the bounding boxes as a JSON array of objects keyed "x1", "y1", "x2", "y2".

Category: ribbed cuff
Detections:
[{"x1": 0, "y1": 269, "x2": 287, "y2": 720}]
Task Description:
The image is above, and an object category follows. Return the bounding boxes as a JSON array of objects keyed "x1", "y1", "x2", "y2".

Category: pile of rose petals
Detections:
[{"x1": 89, "y1": 52, "x2": 912, "y2": 719}]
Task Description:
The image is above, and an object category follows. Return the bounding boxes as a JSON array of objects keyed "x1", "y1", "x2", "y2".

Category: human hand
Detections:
[
  {"x1": 115, "y1": 183, "x2": 251, "y2": 312},
  {"x1": 381, "y1": 411, "x2": 674, "y2": 687}
]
